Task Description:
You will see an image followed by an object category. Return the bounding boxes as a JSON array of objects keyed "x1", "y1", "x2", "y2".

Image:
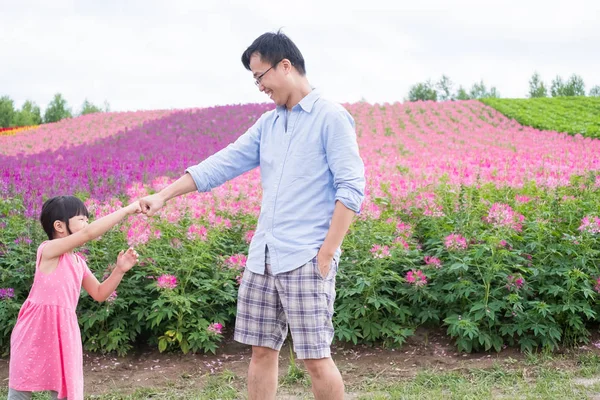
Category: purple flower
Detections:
[
  {"x1": 106, "y1": 291, "x2": 118, "y2": 302},
  {"x1": 14, "y1": 236, "x2": 32, "y2": 245},
  {"x1": 0, "y1": 288, "x2": 15, "y2": 300}
]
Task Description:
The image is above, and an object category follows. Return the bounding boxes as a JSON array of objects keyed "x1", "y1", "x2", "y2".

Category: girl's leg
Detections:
[
  {"x1": 7, "y1": 388, "x2": 33, "y2": 400},
  {"x1": 50, "y1": 391, "x2": 59, "y2": 400}
]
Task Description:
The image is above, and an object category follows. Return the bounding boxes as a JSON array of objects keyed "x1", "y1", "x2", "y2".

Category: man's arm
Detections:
[
  {"x1": 318, "y1": 200, "x2": 356, "y2": 261},
  {"x1": 317, "y1": 108, "x2": 366, "y2": 273},
  {"x1": 140, "y1": 114, "x2": 265, "y2": 216},
  {"x1": 139, "y1": 173, "x2": 197, "y2": 216}
]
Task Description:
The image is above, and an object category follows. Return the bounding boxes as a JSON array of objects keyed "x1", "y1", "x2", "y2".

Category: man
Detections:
[{"x1": 139, "y1": 30, "x2": 365, "y2": 400}]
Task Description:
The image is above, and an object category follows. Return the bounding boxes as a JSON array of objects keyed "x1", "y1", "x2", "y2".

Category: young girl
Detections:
[{"x1": 8, "y1": 195, "x2": 141, "y2": 400}]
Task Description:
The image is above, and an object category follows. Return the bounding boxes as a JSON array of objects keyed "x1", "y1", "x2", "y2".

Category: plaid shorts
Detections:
[{"x1": 234, "y1": 248, "x2": 338, "y2": 359}]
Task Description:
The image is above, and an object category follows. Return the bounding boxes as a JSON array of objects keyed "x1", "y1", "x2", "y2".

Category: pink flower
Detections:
[
  {"x1": 394, "y1": 237, "x2": 410, "y2": 249},
  {"x1": 187, "y1": 224, "x2": 208, "y2": 241},
  {"x1": 484, "y1": 203, "x2": 524, "y2": 232},
  {"x1": 515, "y1": 195, "x2": 531, "y2": 203},
  {"x1": 424, "y1": 256, "x2": 442, "y2": 269},
  {"x1": 396, "y1": 222, "x2": 413, "y2": 239},
  {"x1": 244, "y1": 230, "x2": 255, "y2": 243},
  {"x1": 594, "y1": 277, "x2": 600, "y2": 294},
  {"x1": 406, "y1": 270, "x2": 427, "y2": 286},
  {"x1": 225, "y1": 254, "x2": 247, "y2": 270},
  {"x1": 370, "y1": 244, "x2": 391, "y2": 258},
  {"x1": 157, "y1": 274, "x2": 178, "y2": 289},
  {"x1": 416, "y1": 193, "x2": 445, "y2": 218},
  {"x1": 207, "y1": 322, "x2": 223, "y2": 335},
  {"x1": 506, "y1": 274, "x2": 525, "y2": 291},
  {"x1": 579, "y1": 216, "x2": 600, "y2": 235},
  {"x1": 444, "y1": 234, "x2": 468, "y2": 251}
]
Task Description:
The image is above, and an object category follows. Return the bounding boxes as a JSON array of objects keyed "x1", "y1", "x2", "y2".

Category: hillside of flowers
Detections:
[{"x1": 1, "y1": 99, "x2": 599, "y2": 356}]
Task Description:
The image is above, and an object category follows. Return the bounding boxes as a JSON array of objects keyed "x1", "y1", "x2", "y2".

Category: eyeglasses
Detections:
[{"x1": 254, "y1": 60, "x2": 282, "y2": 86}]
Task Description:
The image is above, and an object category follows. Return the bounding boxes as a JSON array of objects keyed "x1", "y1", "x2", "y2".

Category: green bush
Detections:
[{"x1": 1, "y1": 175, "x2": 600, "y2": 356}]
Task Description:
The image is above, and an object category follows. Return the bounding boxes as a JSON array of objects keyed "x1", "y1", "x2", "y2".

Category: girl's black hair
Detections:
[
  {"x1": 40, "y1": 195, "x2": 89, "y2": 239},
  {"x1": 241, "y1": 29, "x2": 306, "y2": 75}
]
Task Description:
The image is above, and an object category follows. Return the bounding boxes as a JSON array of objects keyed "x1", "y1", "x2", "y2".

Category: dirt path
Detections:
[{"x1": 1, "y1": 329, "x2": 537, "y2": 395}]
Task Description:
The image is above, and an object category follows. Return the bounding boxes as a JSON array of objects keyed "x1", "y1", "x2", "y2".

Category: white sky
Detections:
[{"x1": 1, "y1": 0, "x2": 599, "y2": 113}]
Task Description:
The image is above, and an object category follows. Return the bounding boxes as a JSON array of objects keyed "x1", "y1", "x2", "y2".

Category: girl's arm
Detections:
[
  {"x1": 43, "y1": 202, "x2": 141, "y2": 259},
  {"x1": 83, "y1": 247, "x2": 139, "y2": 302}
]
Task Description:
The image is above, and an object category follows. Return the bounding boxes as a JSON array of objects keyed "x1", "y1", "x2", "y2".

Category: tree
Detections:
[
  {"x1": 14, "y1": 100, "x2": 42, "y2": 126},
  {"x1": 551, "y1": 74, "x2": 586, "y2": 97},
  {"x1": 44, "y1": 93, "x2": 72, "y2": 123},
  {"x1": 436, "y1": 75, "x2": 454, "y2": 101},
  {"x1": 565, "y1": 74, "x2": 586, "y2": 96},
  {"x1": 0, "y1": 96, "x2": 16, "y2": 128},
  {"x1": 468, "y1": 80, "x2": 499, "y2": 99},
  {"x1": 551, "y1": 76, "x2": 565, "y2": 97},
  {"x1": 407, "y1": 80, "x2": 437, "y2": 102},
  {"x1": 455, "y1": 86, "x2": 470, "y2": 100},
  {"x1": 590, "y1": 85, "x2": 600, "y2": 97},
  {"x1": 528, "y1": 72, "x2": 548, "y2": 98},
  {"x1": 79, "y1": 99, "x2": 103, "y2": 115}
]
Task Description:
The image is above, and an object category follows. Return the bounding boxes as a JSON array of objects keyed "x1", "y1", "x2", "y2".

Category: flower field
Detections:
[{"x1": 1, "y1": 99, "x2": 599, "y2": 356}]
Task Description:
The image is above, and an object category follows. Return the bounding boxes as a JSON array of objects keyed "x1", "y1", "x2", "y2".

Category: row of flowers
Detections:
[{"x1": 0, "y1": 125, "x2": 39, "y2": 136}]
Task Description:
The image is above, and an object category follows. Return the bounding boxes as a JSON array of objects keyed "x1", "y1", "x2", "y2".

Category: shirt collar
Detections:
[{"x1": 276, "y1": 87, "x2": 320, "y2": 115}]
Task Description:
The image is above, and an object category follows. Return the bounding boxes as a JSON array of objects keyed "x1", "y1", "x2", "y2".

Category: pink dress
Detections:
[{"x1": 9, "y1": 241, "x2": 92, "y2": 400}]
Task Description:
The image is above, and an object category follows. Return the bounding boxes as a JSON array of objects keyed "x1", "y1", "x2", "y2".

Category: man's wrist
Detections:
[{"x1": 319, "y1": 245, "x2": 336, "y2": 258}]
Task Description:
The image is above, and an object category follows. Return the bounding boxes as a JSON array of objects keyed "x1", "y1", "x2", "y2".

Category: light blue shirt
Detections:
[{"x1": 186, "y1": 89, "x2": 365, "y2": 275}]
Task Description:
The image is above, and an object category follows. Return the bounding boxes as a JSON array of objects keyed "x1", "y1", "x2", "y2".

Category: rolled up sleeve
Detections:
[{"x1": 324, "y1": 109, "x2": 366, "y2": 213}]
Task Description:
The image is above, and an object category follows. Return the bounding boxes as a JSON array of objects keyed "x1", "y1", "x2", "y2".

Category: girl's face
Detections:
[
  {"x1": 66, "y1": 214, "x2": 89, "y2": 234},
  {"x1": 52, "y1": 213, "x2": 89, "y2": 238}
]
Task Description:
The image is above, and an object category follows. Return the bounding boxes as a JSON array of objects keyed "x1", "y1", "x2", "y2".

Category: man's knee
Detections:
[
  {"x1": 303, "y1": 357, "x2": 334, "y2": 378},
  {"x1": 251, "y1": 345, "x2": 279, "y2": 363}
]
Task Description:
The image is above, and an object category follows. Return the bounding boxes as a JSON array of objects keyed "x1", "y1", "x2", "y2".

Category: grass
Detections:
[{"x1": 3, "y1": 352, "x2": 600, "y2": 399}]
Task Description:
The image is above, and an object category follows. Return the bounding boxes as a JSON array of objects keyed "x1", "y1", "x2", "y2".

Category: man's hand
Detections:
[
  {"x1": 316, "y1": 248, "x2": 334, "y2": 279},
  {"x1": 139, "y1": 193, "x2": 165, "y2": 216}
]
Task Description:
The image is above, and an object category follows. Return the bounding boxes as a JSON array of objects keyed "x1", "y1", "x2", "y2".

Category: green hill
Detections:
[{"x1": 481, "y1": 97, "x2": 600, "y2": 138}]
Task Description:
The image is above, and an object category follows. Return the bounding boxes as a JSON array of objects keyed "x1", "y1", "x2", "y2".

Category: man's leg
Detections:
[
  {"x1": 248, "y1": 346, "x2": 279, "y2": 400},
  {"x1": 304, "y1": 357, "x2": 345, "y2": 400},
  {"x1": 234, "y1": 249, "x2": 288, "y2": 400},
  {"x1": 278, "y1": 257, "x2": 344, "y2": 400}
]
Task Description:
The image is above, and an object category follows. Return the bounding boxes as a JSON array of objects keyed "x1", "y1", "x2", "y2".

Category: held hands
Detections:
[{"x1": 115, "y1": 247, "x2": 139, "y2": 273}]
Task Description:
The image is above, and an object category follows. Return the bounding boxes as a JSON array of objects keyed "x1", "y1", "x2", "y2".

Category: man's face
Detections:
[{"x1": 249, "y1": 53, "x2": 287, "y2": 106}]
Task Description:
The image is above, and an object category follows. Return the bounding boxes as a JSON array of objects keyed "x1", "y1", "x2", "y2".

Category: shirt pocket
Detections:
[{"x1": 287, "y1": 150, "x2": 327, "y2": 177}]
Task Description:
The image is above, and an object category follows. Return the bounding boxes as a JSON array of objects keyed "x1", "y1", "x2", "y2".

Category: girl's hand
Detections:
[
  {"x1": 127, "y1": 201, "x2": 142, "y2": 215},
  {"x1": 116, "y1": 247, "x2": 139, "y2": 273}
]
